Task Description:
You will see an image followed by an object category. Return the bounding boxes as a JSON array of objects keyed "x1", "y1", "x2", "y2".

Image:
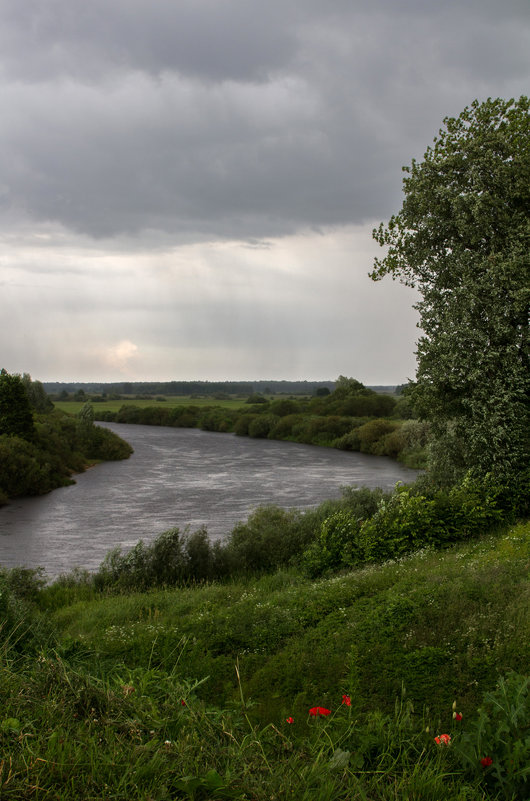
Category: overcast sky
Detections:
[{"x1": 1, "y1": 0, "x2": 529, "y2": 385}]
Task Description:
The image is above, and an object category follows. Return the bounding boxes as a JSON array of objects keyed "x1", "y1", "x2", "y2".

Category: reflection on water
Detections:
[{"x1": 0, "y1": 423, "x2": 418, "y2": 579}]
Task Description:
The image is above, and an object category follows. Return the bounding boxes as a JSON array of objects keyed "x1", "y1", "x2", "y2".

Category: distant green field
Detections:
[{"x1": 53, "y1": 395, "x2": 274, "y2": 415}]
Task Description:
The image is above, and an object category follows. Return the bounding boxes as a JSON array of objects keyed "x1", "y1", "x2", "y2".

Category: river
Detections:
[{"x1": 0, "y1": 423, "x2": 418, "y2": 579}]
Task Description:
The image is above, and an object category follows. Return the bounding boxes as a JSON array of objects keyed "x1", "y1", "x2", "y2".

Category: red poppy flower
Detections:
[
  {"x1": 480, "y1": 756, "x2": 493, "y2": 768},
  {"x1": 309, "y1": 707, "x2": 331, "y2": 717},
  {"x1": 453, "y1": 712, "x2": 463, "y2": 721},
  {"x1": 342, "y1": 695, "x2": 351, "y2": 706},
  {"x1": 434, "y1": 734, "x2": 451, "y2": 746},
  {"x1": 286, "y1": 716, "x2": 294, "y2": 724},
  {"x1": 180, "y1": 699, "x2": 187, "y2": 706}
]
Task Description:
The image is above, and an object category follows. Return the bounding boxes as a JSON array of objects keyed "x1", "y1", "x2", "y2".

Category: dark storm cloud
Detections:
[{"x1": 0, "y1": 0, "x2": 528, "y2": 240}]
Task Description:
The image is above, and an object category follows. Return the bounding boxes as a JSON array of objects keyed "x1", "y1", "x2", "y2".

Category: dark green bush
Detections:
[
  {"x1": 268, "y1": 398, "x2": 301, "y2": 417},
  {"x1": 0, "y1": 570, "x2": 54, "y2": 654},
  {"x1": 293, "y1": 415, "x2": 354, "y2": 445},
  {"x1": 94, "y1": 527, "x2": 221, "y2": 591},
  {"x1": 224, "y1": 505, "x2": 315, "y2": 572},
  {"x1": 233, "y1": 413, "x2": 256, "y2": 436},
  {"x1": 303, "y1": 478, "x2": 506, "y2": 576},
  {"x1": 169, "y1": 405, "x2": 201, "y2": 427},
  {"x1": 268, "y1": 413, "x2": 304, "y2": 440},
  {"x1": 356, "y1": 419, "x2": 399, "y2": 453},
  {"x1": 302, "y1": 487, "x2": 388, "y2": 576},
  {"x1": 83, "y1": 425, "x2": 133, "y2": 461},
  {"x1": 0, "y1": 435, "x2": 58, "y2": 497},
  {"x1": 198, "y1": 408, "x2": 237, "y2": 432},
  {"x1": 248, "y1": 414, "x2": 279, "y2": 438}
]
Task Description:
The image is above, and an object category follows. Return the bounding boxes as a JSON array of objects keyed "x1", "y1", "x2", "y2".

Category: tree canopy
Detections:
[
  {"x1": 0, "y1": 369, "x2": 36, "y2": 441},
  {"x1": 371, "y1": 96, "x2": 529, "y2": 484}
]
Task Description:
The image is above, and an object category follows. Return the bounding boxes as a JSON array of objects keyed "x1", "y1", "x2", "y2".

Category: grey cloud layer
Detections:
[{"x1": 0, "y1": 0, "x2": 529, "y2": 240}]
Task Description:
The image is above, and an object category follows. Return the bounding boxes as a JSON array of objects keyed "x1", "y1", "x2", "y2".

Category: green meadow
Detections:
[{"x1": 52, "y1": 395, "x2": 251, "y2": 415}]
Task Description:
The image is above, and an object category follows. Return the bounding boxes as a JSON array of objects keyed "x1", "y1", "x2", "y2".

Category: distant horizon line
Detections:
[{"x1": 39, "y1": 378, "x2": 403, "y2": 388}]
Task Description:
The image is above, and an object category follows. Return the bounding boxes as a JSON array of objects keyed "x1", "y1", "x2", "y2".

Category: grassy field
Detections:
[
  {"x1": 52, "y1": 396, "x2": 260, "y2": 415},
  {"x1": 1, "y1": 520, "x2": 528, "y2": 799}
]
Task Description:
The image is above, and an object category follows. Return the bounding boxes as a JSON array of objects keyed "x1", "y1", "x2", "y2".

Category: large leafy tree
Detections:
[{"x1": 371, "y1": 97, "x2": 529, "y2": 484}]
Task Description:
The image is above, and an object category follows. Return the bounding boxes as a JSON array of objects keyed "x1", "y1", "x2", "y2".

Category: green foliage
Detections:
[
  {"x1": 88, "y1": 379, "x2": 413, "y2": 462},
  {"x1": 268, "y1": 397, "x2": 301, "y2": 416},
  {"x1": 198, "y1": 407, "x2": 238, "y2": 432},
  {"x1": 225, "y1": 506, "x2": 317, "y2": 573},
  {"x1": 303, "y1": 478, "x2": 506, "y2": 576},
  {"x1": 451, "y1": 672, "x2": 530, "y2": 800},
  {"x1": 0, "y1": 407, "x2": 132, "y2": 502},
  {"x1": 0, "y1": 368, "x2": 35, "y2": 440},
  {"x1": 21, "y1": 373, "x2": 54, "y2": 412},
  {"x1": 302, "y1": 488, "x2": 387, "y2": 577},
  {"x1": 372, "y1": 96, "x2": 530, "y2": 486},
  {"x1": 333, "y1": 418, "x2": 428, "y2": 467},
  {"x1": 0, "y1": 522, "x2": 527, "y2": 799},
  {"x1": 0, "y1": 570, "x2": 54, "y2": 654},
  {"x1": 94, "y1": 527, "x2": 219, "y2": 591},
  {"x1": 248, "y1": 413, "x2": 279, "y2": 438},
  {"x1": 245, "y1": 393, "x2": 268, "y2": 404}
]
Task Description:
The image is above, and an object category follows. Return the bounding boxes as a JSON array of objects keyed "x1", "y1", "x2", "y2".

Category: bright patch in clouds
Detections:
[{"x1": 103, "y1": 340, "x2": 139, "y2": 373}]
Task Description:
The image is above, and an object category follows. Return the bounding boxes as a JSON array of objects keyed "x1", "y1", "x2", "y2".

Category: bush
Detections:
[
  {"x1": 268, "y1": 399, "x2": 301, "y2": 417},
  {"x1": 303, "y1": 479, "x2": 506, "y2": 575},
  {"x1": 302, "y1": 511, "x2": 362, "y2": 577},
  {"x1": 234, "y1": 414, "x2": 256, "y2": 436},
  {"x1": 94, "y1": 527, "x2": 219, "y2": 591},
  {"x1": 169, "y1": 406, "x2": 201, "y2": 428},
  {"x1": 0, "y1": 570, "x2": 53, "y2": 654},
  {"x1": 356, "y1": 419, "x2": 399, "y2": 453},
  {"x1": 0, "y1": 435, "x2": 57, "y2": 497},
  {"x1": 248, "y1": 414, "x2": 279, "y2": 438},
  {"x1": 225, "y1": 506, "x2": 315, "y2": 573},
  {"x1": 268, "y1": 413, "x2": 304, "y2": 440},
  {"x1": 83, "y1": 425, "x2": 134, "y2": 461},
  {"x1": 198, "y1": 408, "x2": 237, "y2": 432},
  {"x1": 302, "y1": 487, "x2": 388, "y2": 577},
  {"x1": 293, "y1": 416, "x2": 354, "y2": 445}
]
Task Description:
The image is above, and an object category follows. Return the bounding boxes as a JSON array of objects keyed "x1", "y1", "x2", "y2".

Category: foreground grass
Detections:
[{"x1": 1, "y1": 522, "x2": 528, "y2": 799}]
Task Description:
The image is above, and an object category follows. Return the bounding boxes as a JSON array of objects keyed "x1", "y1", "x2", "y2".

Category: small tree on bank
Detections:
[{"x1": 371, "y1": 97, "x2": 529, "y2": 485}]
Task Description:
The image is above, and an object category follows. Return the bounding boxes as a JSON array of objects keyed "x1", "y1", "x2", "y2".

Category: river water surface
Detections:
[{"x1": 0, "y1": 423, "x2": 418, "y2": 579}]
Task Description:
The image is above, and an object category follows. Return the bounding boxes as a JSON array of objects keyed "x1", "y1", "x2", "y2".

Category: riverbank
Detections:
[
  {"x1": 59, "y1": 384, "x2": 429, "y2": 470},
  {"x1": 0, "y1": 410, "x2": 133, "y2": 507},
  {"x1": 0, "y1": 424, "x2": 418, "y2": 578},
  {"x1": 1, "y1": 519, "x2": 528, "y2": 800}
]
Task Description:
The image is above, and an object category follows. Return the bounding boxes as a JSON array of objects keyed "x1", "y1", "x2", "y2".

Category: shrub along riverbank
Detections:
[
  {"x1": 91, "y1": 378, "x2": 430, "y2": 469},
  {"x1": 0, "y1": 516, "x2": 528, "y2": 800}
]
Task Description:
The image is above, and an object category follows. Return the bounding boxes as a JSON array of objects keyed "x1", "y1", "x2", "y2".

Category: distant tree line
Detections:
[{"x1": 41, "y1": 379, "x2": 388, "y2": 398}]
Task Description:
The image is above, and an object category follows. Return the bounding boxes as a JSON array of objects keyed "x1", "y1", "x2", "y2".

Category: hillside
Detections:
[{"x1": 1, "y1": 520, "x2": 528, "y2": 800}]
